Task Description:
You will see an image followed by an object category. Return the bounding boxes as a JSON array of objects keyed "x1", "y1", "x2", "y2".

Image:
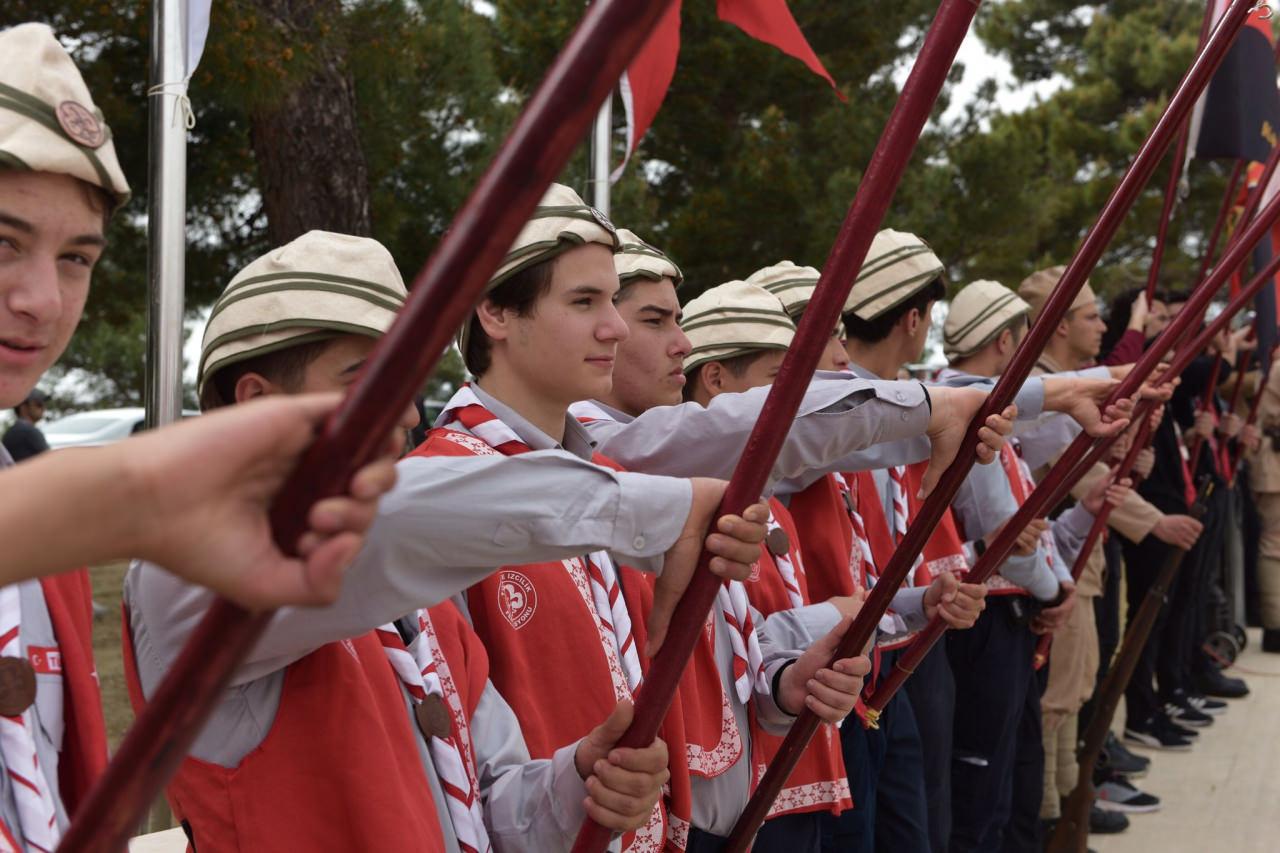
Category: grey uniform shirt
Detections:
[
  {"x1": 125, "y1": 448, "x2": 699, "y2": 851},
  {"x1": 0, "y1": 446, "x2": 69, "y2": 848},
  {"x1": 449, "y1": 387, "x2": 833, "y2": 836},
  {"x1": 577, "y1": 374, "x2": 934, "y2": 495}
]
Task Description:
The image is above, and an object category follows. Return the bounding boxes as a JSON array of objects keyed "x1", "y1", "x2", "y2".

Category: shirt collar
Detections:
[{"x1": 469, "y1": 384, "x2": 597, "y2": 460}]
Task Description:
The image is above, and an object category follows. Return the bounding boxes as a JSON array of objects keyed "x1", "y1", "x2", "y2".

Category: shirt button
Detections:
[
  {"x1": 895, "y1": 391, "x2": 906, "y2": 402},
  {"x1": 901, "y1": 412, "x2": 909, "y2": 421},
  {"x1": 633, "y1": 536, "x2": 646, "y2": 551}
]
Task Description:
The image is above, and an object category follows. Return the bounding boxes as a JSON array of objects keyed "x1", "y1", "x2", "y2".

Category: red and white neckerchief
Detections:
[
  {"x1": 0, "y1": 586, "x2": 58, "y2": 853},
  {"x1": 569, "y1": 398, "x2": 766, "y2": 702},
  {"x1": 887, "y1": 466, "x2": 925, "y2": 582},
  {"x1": 376, "y1": 622, "x2": 491, "y2": 853},
  {"x1": 1011, "y1": 443, "x2": 1056, "y2": 571},
  {"x1": 833, "y1": 474, "x2": 875, "y2": 589},
  {"x1": 442, "y1": 386, "x2": 643, "y2": 690},
  {"x1": 766, "y1": 511, "x2": 804, "y2": 610}
]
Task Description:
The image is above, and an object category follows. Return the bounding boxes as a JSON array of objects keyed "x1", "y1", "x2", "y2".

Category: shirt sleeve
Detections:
[
  {"x1": 584, "y1": 377, "x2": 932, "y2": 495},
  {"x1": 474, "y1": 681, "x2": 599, "y2": 853},
  {"x1": 1050, "y1": 503, "x2": 1096, "y2": 572},
  {"x1": 1102, "y1": 329, "x2": 1146, "y2": 367},
  {"x1": 125, "y1": 451, "x2": 693, "y2": 686}
]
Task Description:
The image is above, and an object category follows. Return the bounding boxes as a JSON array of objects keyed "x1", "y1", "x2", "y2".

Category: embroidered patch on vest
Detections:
[{"x1": 497, "y1": 571, "x2": 537, "y2": 630}]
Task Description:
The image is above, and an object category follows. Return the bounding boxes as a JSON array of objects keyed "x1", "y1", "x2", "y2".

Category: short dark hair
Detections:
[
  {"x1": 842, "y1": 278, "x2": 945, "y2": 344},
  {"x1": 462, "y1": 258, "x2": 557, "y2": 377},
  {"x1": 682, "y1": 350, "x2": 772, "y2": 402},
  {"x1": 203, "y1": 336, "x2": 338, "y2": 411}
]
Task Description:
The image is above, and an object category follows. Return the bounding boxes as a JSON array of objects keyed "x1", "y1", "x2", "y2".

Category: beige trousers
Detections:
[
  {"x1": 1040, "y1": 710, "x2": 1079, "y2": 819},
  {"x1": 1253, "y1": 493, "x2": 1280, "y2": 627}
]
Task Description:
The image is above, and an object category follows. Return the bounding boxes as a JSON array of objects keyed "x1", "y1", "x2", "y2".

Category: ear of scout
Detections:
[
  {"x1": 456, "y1": 182, "x2": 619, "y2": 357},
  {"x1": 747, "y1": 260, "x2": 845, "y2": 338},
  {"x1": 198, "y1": 230, "x2": 407, "y2": 408},
  {"x1": 943, "y1": 280, "x2": 1029, "y2": 362},
  {"x1": 679, "y1": 280, "x2": 795, "y2": 375},
  {"x1": 0, "y1": 22, "x2": 130, "y2": 205},
  {"x1": 841, "y1": 229, "x2": 944, "y2": 322},
  {"x1": 1017, "y1": 265, "x2": 1096, "y2": 325},
  {"x1": 614, "y1": 227, "x2": 683, "y2": 289}
]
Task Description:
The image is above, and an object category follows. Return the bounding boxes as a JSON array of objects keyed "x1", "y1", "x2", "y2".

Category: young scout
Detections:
[
  {"x1": 678, "y1": 280, "x2": 858, "y2": 852},
  {"x1": 0, "y1": 23, "x2": 410, "y2": 850},
  {"x1": 940, "y1": 279, "x2": 1133, "y2": 850},
  {"x1": 125, "y1": 229, "x2": 774, "y2": 852},
  {"x1": 428, "y1": 187, "x2": 877, "y2": 852}
]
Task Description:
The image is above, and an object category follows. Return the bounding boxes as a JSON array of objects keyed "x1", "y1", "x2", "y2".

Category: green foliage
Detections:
[{"x1": 1, "y1": 0, "x2": 1244, "y2": 405}]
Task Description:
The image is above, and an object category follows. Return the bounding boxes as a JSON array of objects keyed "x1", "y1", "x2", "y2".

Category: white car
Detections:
[{"x1": 43, "y1": 407, "x2": 198, "y2": 450}]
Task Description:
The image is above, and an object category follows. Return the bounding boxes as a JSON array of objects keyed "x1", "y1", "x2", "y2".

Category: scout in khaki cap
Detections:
[
  {"x1": 0, "y1": 23, "x2": 131, "y2": 409},
  {"x1": 1017, "y1": 265, "x2": 1105, "y2": 370},
  {"x1": 942, "y1": 279, "x2": 1031, "y2": 366},
  {"x1": 615, "y1": 227, "x2": 683, "y2": 288},
  {"x1": 680, "y1": 280, "x2": 796, "y2": 398},
  {"x1": 459, "y1": 181, "x2": 618, "y2": 375},
  {"x1": 746, "y1": 260, "x2": 849, "y2": 371}
]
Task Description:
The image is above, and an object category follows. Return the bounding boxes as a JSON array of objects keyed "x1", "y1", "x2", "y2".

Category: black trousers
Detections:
[
  {"x1": 1161, "y1": 485, "x2": 1227, "y2": 695},
  {"x1": 904, "y1": 642, "x2": 955, "y2": 853},
  {"x1": 750, "y1": 811, "x2": 822, "y2": 853},
  {"x1": 948, "y1": 599, "x2": 1044, "y2": 853},
  {"x1": 821, "y1": 649, "x2": 931, "y2": 853},
  {"x1": 1120, "y1": 533, "x2": 1175, "y2": 727}
]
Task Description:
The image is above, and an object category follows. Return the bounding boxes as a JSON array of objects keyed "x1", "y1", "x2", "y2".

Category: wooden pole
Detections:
[{"x1": 58, "y1": 1, "x2": 681, "y2": 849}]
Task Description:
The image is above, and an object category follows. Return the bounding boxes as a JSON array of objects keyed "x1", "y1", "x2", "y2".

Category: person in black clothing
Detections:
[{"x1": 2, "y1": 388, "x2": 49, "y2": 462}]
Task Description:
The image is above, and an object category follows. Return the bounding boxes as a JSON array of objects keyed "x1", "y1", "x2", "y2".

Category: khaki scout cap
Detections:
[
  {"x1": 199, "y1": 230, "x2": 406, "y2": 407},
  {"x1": 681, "y1": 281, "x2": 795, "y2": 374},
  {"x1": 746, "y1": 260, "x2": 844, "y2": 336},
  {"x1": 943, "y1": 280, "x2": 1030, "y2": 360},
  {"x1": 614, "y1": 227, "x2": 683, "y2": 288},
  {"x1": 489, "y1": 182, "x2": 619, "y2": 290},
  {"x1": 1018, "y1": 265, "x2": 1097, "y2": 324},
  {"x1": 0, "y1": 23, "x2": 130, "y2": 205},
  {"x1": 842, "y1": 230, "x2": 945, "y2": 321}
]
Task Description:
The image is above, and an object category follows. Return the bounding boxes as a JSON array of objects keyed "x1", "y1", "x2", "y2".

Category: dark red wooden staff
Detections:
[
  {"x1": 57, "y1": 1, "x2": 680, "y2": 850},
  {"x1": 861, "y1": 186, "x2": 1280, "y2": 717},
  {"x1": 722, "y1": 2, "x2": 1257, "y2": 847},
  {"x1": 571, "y1": 2, "x2": 987, "y2": 850},
  {"x1": 1198, "y1": 160, "x2": 1245, "y2": 281}
]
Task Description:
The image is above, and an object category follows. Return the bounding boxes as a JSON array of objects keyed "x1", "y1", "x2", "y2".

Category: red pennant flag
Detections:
[
  {"x1": 716, "y1": 0, "x2": 843, "y2": 97},
  {"x1": 616, "y1": 0, "x2": 840, "y2": 179}
]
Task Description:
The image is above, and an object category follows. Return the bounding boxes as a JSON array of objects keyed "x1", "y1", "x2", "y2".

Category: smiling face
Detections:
[
  {"x1": 607, "y1": 277, "x2": 693, "y2": 414},
  {"x1": 481, "y1": 242, "x2": 629, "y2": 410},
  {"x1": 0, "y1": 171, "x2": 107, "y2": 408}
]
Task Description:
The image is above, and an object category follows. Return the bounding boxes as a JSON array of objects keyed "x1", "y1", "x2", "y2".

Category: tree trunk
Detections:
[{"x1": 249, "y1": 0, "x2": 371, "y2": 243}]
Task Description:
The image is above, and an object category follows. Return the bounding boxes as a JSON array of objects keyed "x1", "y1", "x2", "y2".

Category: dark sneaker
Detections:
[
  {"x1": 1089, "y1": 804, "x2": 1130, "y2": 834},
  {"x1": 1195, "y1": 669, "x2": 1250, "y2": 699},
  {"x1": 1099, "y1": 731, "x2": 1150, "y2": 778},
  {"x1": 1165, "y1": 699, "x2": 1213, "y2": 729},
  {"x1": 1188, "y1": 692, "x2": 1227, "y2": 716},
  {"x1": 1124, "y1": 718, "x2": 1194, "y2": 751},
  {"x1": 1095, "y1": 774, "x2": 1161, "y2": 813},
  {"x1": 1263, "y1": 628, "x2": 1280, "y2": 653}
]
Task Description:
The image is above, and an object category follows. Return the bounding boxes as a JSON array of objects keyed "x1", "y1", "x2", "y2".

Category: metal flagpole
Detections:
[
  {"x1": 144, "y1": 0, "x2": 189, "y2": 429},
  {"x1": 589, "y1": 97, "x2": 613, "y2": 216}
]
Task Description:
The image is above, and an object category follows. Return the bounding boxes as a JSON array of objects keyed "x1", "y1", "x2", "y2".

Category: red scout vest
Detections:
[
  {"x1": 121, "y1": 611, "x2": 447, "y2": 850},
  {"x1": 37, "y1": 571, "x2": 106, "y2": 819},
  {"x1": 743, "y1": 499, "x2": 852, "y2": 819},
  {"x1": 786, "y1": 474, "x2": 859, "y2": 602},
  {"x1": 410, "y1": 430, "x2": 688, "y2": 852}
]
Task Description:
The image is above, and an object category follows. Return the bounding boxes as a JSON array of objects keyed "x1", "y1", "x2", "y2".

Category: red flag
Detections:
[
  {"x1": 616, "y1": 0, "x2": 683, "y2": 181},
  {"x1": 616, "y1": 0, "x2": 840, "y2": 179},
  {"x1": 716, "y1": 0, "x2": 842, "y2": 96}
]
